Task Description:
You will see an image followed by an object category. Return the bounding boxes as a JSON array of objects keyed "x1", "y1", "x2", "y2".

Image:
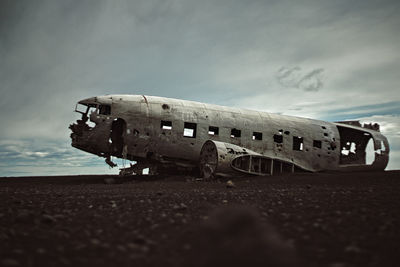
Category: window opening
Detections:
[
  {"x1": 337, "y1": 126, "x2": 376, "y2": 165},
  {"x1": 365, "y1": 138, "x2": 374, "y2": 165},
  {"x1": 87, "y1": 104, "x2": 97, "y2": 115},
  {"x1": 293, "y1": 136, "x2": 304, "y2": 151},
  {"x1": 341, "y1": 142, "x2": 356, "y2": 156},
  {"x1": 75, "y1": 103, "x2": 88, "y2": 114},
  {"x1": 209, "y1": 126, "x2": 219, "y2": 135},
  {"x1": 253, "y1": 132, "x2": 262, "y2": 140},
  {"x1": 99, "y1": 104, "x2": 111, "y2": 115},
  {"x1": 231, "y1": 128, "x2": 241, "y2": 138},
  {"x1": 161, "y1": 120, "x2": 172, "y2": 130},
  {"x1": 183, "y1": 122, "x2": 197, "y2": 138},
  {"x1": 273, "y1": 134, "x2": 283, "y2": 143},
  {"x1": 313, "y1": 140, "x2": 322, "y2": 148}
]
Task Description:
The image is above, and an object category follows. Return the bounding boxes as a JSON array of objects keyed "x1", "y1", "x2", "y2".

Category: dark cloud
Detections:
[{"x1": 276, "y1": 67, "x2": 324, "y2": 91}]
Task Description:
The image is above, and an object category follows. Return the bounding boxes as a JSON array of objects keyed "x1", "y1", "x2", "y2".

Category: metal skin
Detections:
[{"x1": 69, "y1": 95, "x2": 390, "y2": 177}]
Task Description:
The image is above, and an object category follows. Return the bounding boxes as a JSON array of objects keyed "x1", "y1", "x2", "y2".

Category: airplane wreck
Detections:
[{"x1": 69, "y1": 95, "x2": 390, "y2": 178}]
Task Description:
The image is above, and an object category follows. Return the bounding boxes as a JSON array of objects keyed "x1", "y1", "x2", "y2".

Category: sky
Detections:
[{"x1": 0, "y1": 0, "x2": 399, "y2": 176}]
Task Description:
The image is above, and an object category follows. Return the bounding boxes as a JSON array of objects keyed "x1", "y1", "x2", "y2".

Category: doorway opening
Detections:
[
  {"x1": 110, "y1": 118, "x2": 126, "y2": 157},
  {"x1": 337, "y1": 126, "x2": 373, "y2": 166}
]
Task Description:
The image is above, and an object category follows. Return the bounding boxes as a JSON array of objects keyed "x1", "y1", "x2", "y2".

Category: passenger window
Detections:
[
  {"x1": 293, "y1": 136, "x2": 304, "y2": 151},
  {"x1": 273, "y1": 134, "x2": 283, "y2": 143},
  {"x1": 183, "y1": 122, "x2": 197, "y2": 138},
  {"x1": 208, "y1": 126, "x2": 219, "y2": 136},
  {"x1": 231, "y1": 128, "x2": 241, "y2": 138},
  {"x1": 99, "y1": 104, "x2": 111, "y2": 115},
  {"x1": 253, "y1": 132, "x2": 262, "y2": 140},
  {"x1": 161, "y1": 120, "x2": 172, "y2": 130},
  {"x1": 313, "y1": 140, "x2": 322, "y2": 148}
]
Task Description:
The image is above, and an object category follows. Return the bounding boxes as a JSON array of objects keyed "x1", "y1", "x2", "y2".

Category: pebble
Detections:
[
  {"x1": 104, "y1": 178, "x2": 116, "y2": 184},
  {"x1": 36, "y1": 248, "x2": 46, "y2": 254},
  {"x1": 110, "y1": 200, "x2": 117, "y2": 208},
  {"x1": 41, "y1": 214, "x2": 56, "y2": 224},
  {"x1": 173, "y1": 203, "x2": 187, "y2": 211},
  {"x1": 15, "y1": 210, "x2": 33, "y2": 223},
  {"x1": 117, "y1": 245, "x2": 126, "y2": 252},
  {"x1": 345, "y1": 244, "x2": 361, "y2": 253},
  {"x1": 90, "y1": 238, "x2": 100, "y2": 245},
  {"x1": 226, "y1": 180, "x2": 235, "y2": 188}
]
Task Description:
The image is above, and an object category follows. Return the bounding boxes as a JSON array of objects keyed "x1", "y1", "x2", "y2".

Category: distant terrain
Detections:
[{"x1": 1, "y1": 171, "x2": 400, "y2": 267}]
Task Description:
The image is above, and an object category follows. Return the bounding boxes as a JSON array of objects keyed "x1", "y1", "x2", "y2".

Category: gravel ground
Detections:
[{"x1": 0, "y1": 171, "x2": 399, "y2": 267}]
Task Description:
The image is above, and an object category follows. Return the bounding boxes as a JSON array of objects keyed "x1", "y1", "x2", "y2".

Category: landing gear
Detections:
[
  {"x1": 119, "y1": 162, "x2": 157, "y2": 176},
  {"x1": 105, "y1": 156, "x2": 117, "y2": 168},
  {"x1": 199, "y1": 141, "x2": 218, "y2": 180}
]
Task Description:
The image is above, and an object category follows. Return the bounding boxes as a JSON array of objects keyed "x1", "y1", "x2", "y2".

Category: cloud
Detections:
[
  {"x1": 0, "y1": 139, "x2": 120, "y2": 176},
  {"x1": 0, "y1": 0, "x2": 399, "y2": 175},
  {"x1": 276, "y1": 67, "x2": 324, "y2": 92}
]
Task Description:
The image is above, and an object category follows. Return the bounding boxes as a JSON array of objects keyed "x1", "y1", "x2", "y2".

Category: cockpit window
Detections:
[
  {"x1": 75, "y1": 103, "x2": 89, "y2": 114},
  {"x1": 75, "y1": 103, "x2": 97, "y2": 115},
  {"x1": 99, "y1": 104, "x2": 111, "y2": 115},
  {"x1": 87, "y1": 104, "x2": 97, "y2": 115}
]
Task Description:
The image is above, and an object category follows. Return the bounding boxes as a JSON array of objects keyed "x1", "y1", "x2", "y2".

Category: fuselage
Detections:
[{"x1": 69, "y1": 94, "x2": 390, "y2": 174}]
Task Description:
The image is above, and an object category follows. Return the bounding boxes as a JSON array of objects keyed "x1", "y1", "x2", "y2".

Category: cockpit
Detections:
[
  {"x1": 74, "y1": 102, "x2": 111, "y2": 121},
  {"x1": 69, "y1": 97, "x2": 115, "y2": 162}
]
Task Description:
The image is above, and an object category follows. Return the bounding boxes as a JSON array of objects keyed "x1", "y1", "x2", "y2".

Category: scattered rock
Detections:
[
  {"x1": 127, "y1": 243, "x2": 140, "y2": 250},
  {"x1": 117, "y1": 245, "x2": 126, "y2": 252},
  {"x1": 185, "y1": 206, "x2": 298, "y2": 267},
  {"x1": 110, "y1": 200, "x2": 117, "y2": 208},
  {"x1": 41, "y1": 214, "x2": 56, "y2": 224},
  {"x1": 345, "y1": 244, "x2": 361, "y2": 253},
  {"x1": 1, "y1": 259, "x2": 20, "y2": 266},
  {"x1": 173, "y1": 203, "x2": 188, "y2": 211},
  {"x1": 226, "y1": 180, "x2": 235, "y2": 188},
  {"x1": 104, "y1": 178, "x2": 116, "y2": 184},
  {"x1": 133, "y1": 235, "x2": 147, "y2": 245},
  {"x1": 36, "y1": 248, "x2": 46, "y2": 254},
  {"x1": 90, "y1": 238, "x2": 100, "y2": 245},
  {"x1": 15, "y1": 210, "x2": 33, "y2": 223}
]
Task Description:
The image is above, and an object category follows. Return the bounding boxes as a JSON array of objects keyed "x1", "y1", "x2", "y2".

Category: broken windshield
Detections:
[{"x1": 75, "y1": 103, "x2": 97, "y2": 115}]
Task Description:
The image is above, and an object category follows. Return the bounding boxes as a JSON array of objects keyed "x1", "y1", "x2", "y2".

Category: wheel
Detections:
[{"x1": 199, "y1": 141, "x2": 218, "y2": 180}]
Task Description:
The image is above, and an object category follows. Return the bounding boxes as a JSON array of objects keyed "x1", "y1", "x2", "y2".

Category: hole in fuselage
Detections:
[
  {"x1": 337, "y1": 126, "x2": 374, "y2": 166},
  {"x1": 110, "y1": 118, "x2": 126, "y2": 157}
]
